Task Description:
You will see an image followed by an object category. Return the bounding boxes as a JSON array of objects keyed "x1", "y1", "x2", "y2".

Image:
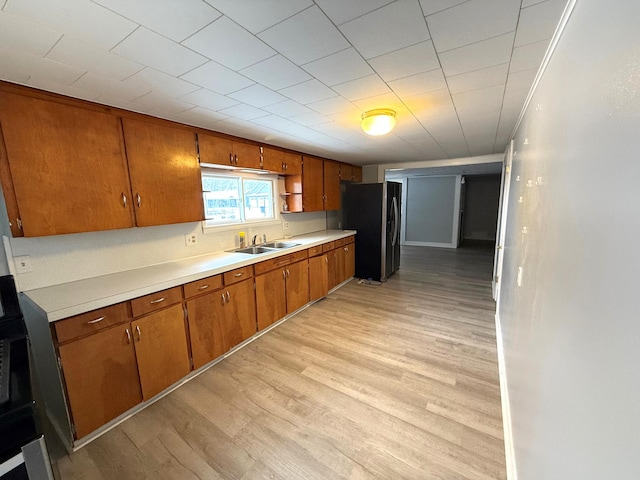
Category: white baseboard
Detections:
[{"x1": 495, "y1": 312, "x2": 518, "y2": 480}]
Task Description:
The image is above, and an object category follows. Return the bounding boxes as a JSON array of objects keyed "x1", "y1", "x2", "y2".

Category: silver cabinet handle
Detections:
[
  {"x1": 226, "y1": 291, "x2": 230, "y2": 303},
  {"x1": 125, "y1": 328, "x2": 131, "y2": 344},
  {"x1": 234, "y1": 154, "x2": 239, "y2": 165},
  {"x1": 136, "y1": 325, "x2": 141, "y2": 341},
  {"x1": 234, "y1": 272, "x2": 244, "y2": 277},
  {"x1": 282, "y1": 270, "x2": 286, "y2": 280},
  {"x1": 86, "y1": 316, "x2": 105, "y2": 325},
  {"x1": 150, "y1": 297, "x2": 165, "y2": 304},
  {"x1": 198, "y1": 284, "x2": 210, "y2": 290},
  {"x1": 136, "y1": 193, "x2": 141, "y2": 208},
  {"x1": 122, "y1": 193, "x2": 127, "y2": 208},
  {"x1": 221, "y1": 293, "x2": 226, "y2": 305},
  {"x1": 325, "y1": 256, "x2": 328, "y2": 263},
  {"x1": 286, "y1": 269, "x2": 290, "y2": 278},
  {"x1": 229, "y1": 153, "x2": 234, "y2": 165},
  {"x1": 344, "y1": 247, "x2": 349, "y2": 252}
]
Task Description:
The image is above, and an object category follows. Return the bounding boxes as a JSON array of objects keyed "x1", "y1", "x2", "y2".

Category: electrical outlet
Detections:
[
  {"x1": 15, "y1": 255, "x2": 33, "y2": 273},
  {"x1": 185, "y1": 234, "x2": 197, "y2": 246},
  {"x1": 283, "y1": 221, "x2": 290, "y2": 229}
]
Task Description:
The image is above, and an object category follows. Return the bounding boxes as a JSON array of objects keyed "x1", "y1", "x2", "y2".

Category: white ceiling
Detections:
[{"x1": 0, "y1": 0, "x2": 567, "y2": 165}]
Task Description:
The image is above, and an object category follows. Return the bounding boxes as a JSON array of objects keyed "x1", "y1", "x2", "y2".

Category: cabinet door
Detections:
[
  {"x1": 0, "y1": 93, "x2": 134, "y2": 236},
  {"x1": 286, "y1": 260, "x2": 309, "y2": 314},
  {"x1": 340, "y1": 163, "x2": 352, "y2": 182},
  {"x1": 186, "y1": 292, "x2": 226, "y2": 370},
  {"x1": 232, "y1": 141, "x2": 261, "y2": 169},
  {"x1": 302, "y1": 156, "x2": 324, "y2": 211},
  {"x1": 255, "y1": 269, "x2": 286, "y2": 331},
  {"x1": 327, "y1": 248, "x2": 338, "y2": 290},
  {"x1": 223, "y1": 279, "x2": 257, "y2": 349},
  {"x1": 282, "y1": 151, "x2": 302, "y2": 175},
  {"x1": 198, "y1": 133, "x2": 234, "y2": 167},
  {"x1": 58, "y1": 324, "x2": 141, "y2": 439},
  {"x1": 122, "y1": 118, "x2": 203, "y2": 227},
  {"x1": 352, "y1": 165, "x2": 363, "y2": 183},
  {"x1": 323, "y1": 161, "x2": 341, "y2": 210},
  {"x1": 132, "y1": 304, "x2": 191, "y2": 400},
  {"x1": 344, "y1": 242, "x2": 356, "y2": 279},
  {"x1": 309, "y1": 254, "x2": 329, "y2": 301},
  {"x1": 262, "y1": 146, "x2": 286, "y2": 174}
]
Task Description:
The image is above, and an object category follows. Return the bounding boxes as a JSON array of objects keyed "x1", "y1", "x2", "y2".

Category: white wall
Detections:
[{"x1": 498, "y1": 0, "x2": 640, "y2": 478}]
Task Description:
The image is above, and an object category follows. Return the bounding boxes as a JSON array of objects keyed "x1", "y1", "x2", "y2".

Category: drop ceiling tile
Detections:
[
  {"x1": 180, "y1": 88, "x2": 239, "y2": 111},
  {"x1": 314, "y1": 0, "x2": 395, "y2": 25},
  {"x1": 289, "y1": 111, "x2": 332, "y2": 126},
  {"x1": 388, "y1": 69, "x2": 447, "y2": 97},
  {"x1": 227, "y1": 84, "x2": 287, "y2": 108},
  {"x1": 339, "y1": 1, "x2": 430, "y2": 59},
  {"x1": 458, "y1": 109, "x2": 500, "y2": 137},
  {"x1": 258, "y1": 6, "x2": 349, "y2": 65},
  {"x1": 369, "y1": 41, "x2": 439, "y2": 82},
  {"x1": 26, "y1": 77, "x2": 101, "y2": 101},
  {"x1": 505, "y1": 68, "x2": 537, "y2": 92},
  {"x1": 439, "y1": 32, "x2": 515, "y2": 77},
  {"x1": 176, "y1": 106, "x2": 229, "y2": 129},
  {"x1": 453, "y1": 85, "x2": 504, "y2": 115},
  {"x1": 73, "y1": 72, "x2": 150, "y2": 101},
  {"x1": 419, "y1": 0, "x2": 469, "y2": 16},
  {"x1": 0, "y1": 10, "x2": 61, "y2": 56},
  {"x1": 263, "y1": 100, "x2": 313, "y2": 118},
  {"x1": 183, "y1": 16, "x2": 276, "y2": 71},
  {"x1": 203, "y1": 0, "x2": 313, "y2": 34},
  {"x1": 92, "y1": 94, "x2": 146, "y2": 113},
  {"x1": 447, "y1": 63, "x2": 509, "y2": 94},
  {"x1": 509, "y1": 38, "x2": 549, "y2": 73},
  {"x1": 219, "y1": 103, "x2": 269, "y2": 121},
  {"x1": 302, "y1": 48, "x2": 373, "y2": 86},
  {"x1": 279, "y1": 79, "x2": 337, "y2": 104},
  {"x1": 123, "y1": 67, "x2": 200, "y2": 97},
  {"x1": 403, "y1": 88, "x2": 453, "y2": 119},
  {"x1": 307, "y1": 96, "x2": 355, "y2": 115},
  {"x1": 502, "y1": 86, "x2": 529, "y2": 110},
  {"x1": 111, "y1": 27, "x2": 207, "y2": 76},
  {"x1": 93, "y1": 0, "x2": 221, "y2": 42},
  {"x1": 4, "y1": 0, "x2": 137, "y2": 49},
  {"x1": 47, "y1": 35, "x2": 144, "y2": 81},
  {"x1": 515, "y1": 0, "x2": 565, "y2": 47},
  {"x1": 133, "y1": 91, "x2": 193, "y2": 114},
  {"x1": 179, "y1": 61, "x2": 254, "y2": 95},
  {"x1": 251, "y1": 115, "x2": 297, "y2": 132},
  {"x1": 332, "y1": 75, "x2": 390, "y2": 101},
  {"x1": 427, "y1": 0, "x2": 519, "y2": 52},
  {"x1": 240, "y1": 55, "x2": 311, "y2": 90}
]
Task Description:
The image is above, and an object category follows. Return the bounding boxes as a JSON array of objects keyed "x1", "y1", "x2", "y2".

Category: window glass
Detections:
[{"x1": 202, "y1": 172, "x2": 276, "y2": 226}]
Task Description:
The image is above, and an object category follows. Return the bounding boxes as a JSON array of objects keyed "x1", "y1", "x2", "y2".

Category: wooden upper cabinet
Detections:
[
  {"x1": 302, "y1": 156, "x2": 324, "y2": 212},
  {"x1": 340, "y1": 163, "x2": 362, "y2": 183},
  {"x1": 122, "y1": 118, "x2": 204, "y2": 227},
  {"x1": 0, "y1": 92, "x2": 134, "y2": 237},
  {"x1": 198, "y1": 133, "x2": 261, "y2": 169},
  {"x1": 262, "y1": 147, "x2": 302, "y2": 175},
  {"x1": 323, "y1": 161, "x2": 341, "y2": 210},
  {"x1": 352, "y1": 165, "x2": 363, "y2": 182}
]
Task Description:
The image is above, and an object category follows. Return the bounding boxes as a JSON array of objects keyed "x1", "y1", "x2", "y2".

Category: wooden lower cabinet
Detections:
[
  {"x1": 131, "y1": 304, "x2": 191, "y2": 400},
  {"x1": 255, "y1": 268, "x2": 286, "y2": 331},
  {"x1": 327, "y1": 248, "x2": 338, "y2": 290},
  {"x1": 337, "y1": 241, "x2": 356, "y2": 284},
  {"x1": 58, "y1": 324, "x2": 142, "y2": 439},
  {"x1": 255, "y1": 259, "x2": 309, "y2": 331},
  {"x1": 186, "y1": 291, "x2": 226, "y2": 370},
  {"x1": 222, "y1": 278, "x2": 257, "y2": 349},
  {"x1": 309, "y1": 254, "x2": 329, "y2": 301}
]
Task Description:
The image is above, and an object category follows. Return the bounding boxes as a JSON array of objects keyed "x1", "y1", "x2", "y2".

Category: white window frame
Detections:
[{"x1": 201, "y1": 168, "x2": 281, "y2": 233}]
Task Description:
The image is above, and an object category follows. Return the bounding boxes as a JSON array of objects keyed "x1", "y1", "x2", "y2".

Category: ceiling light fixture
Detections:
[{"x1": 361, "y1": 109, "x2": 396, "y2": 136}]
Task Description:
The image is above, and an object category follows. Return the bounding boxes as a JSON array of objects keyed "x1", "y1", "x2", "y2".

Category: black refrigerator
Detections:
[{"x1": 343, "y1": 182, "x2": 401, "y2": 282}]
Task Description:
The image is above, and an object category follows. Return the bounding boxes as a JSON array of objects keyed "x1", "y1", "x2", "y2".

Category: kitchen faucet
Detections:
[{"x1": 251, "y1": 234, "x2": 267, "y2": 246}]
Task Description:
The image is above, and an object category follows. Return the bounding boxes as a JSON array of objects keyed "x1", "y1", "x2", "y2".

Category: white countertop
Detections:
[{"x1": 23, "y1": 230, "x2": 356, "y2": 322}]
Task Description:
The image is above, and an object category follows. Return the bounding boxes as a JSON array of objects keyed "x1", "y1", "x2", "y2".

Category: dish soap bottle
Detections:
[{"x1": 239, "y1": 231, "x2": 246, "y2": 248}]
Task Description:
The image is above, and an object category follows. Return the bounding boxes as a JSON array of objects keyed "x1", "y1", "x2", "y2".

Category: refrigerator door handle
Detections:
[{"x1": 391, "y1": 195, "x2": 399, "y2": 246}]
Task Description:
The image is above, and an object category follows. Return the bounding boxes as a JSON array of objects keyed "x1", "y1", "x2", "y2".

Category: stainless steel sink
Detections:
[
  {"x1": 261, "y1": 241, "x2": 301, "y2": 249},
  {"x1": 235, "y1": 246, "x2": 276, "y2": 255}
]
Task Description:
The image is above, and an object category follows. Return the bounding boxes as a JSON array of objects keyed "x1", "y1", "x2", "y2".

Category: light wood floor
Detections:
[{"x1": 56, "y1": 246, "x2": 506, "y2": 480}]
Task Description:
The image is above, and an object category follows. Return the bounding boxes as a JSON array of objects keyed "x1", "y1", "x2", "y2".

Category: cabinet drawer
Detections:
[
  {"x1": 322, "y1": 241, "x2": 335, "y2": 252},
  {"x1": 223, "y1": 265, "x2": 254, "y2": 285},
  {"x1": 54, "y1": 302, "x2": 129, "y2": 344},
  {"x1": 335, "y1": 238, "x2": 346, "y2": 247},
  {"x1": 183, "y1": 274, "x2": 223, "y2": 299},
  {"x1": 254, "y1": 250, "x2": 308, "y2": 275},
  {"x1": 345, "y1": 235, "x2": 355, "y2": 245},
  {"x1": 308, "y1": 245, "x2": 322, "y2": 257},
  {"x1": 130, "y1": 286, "x2": 182, "y2": 317}
]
